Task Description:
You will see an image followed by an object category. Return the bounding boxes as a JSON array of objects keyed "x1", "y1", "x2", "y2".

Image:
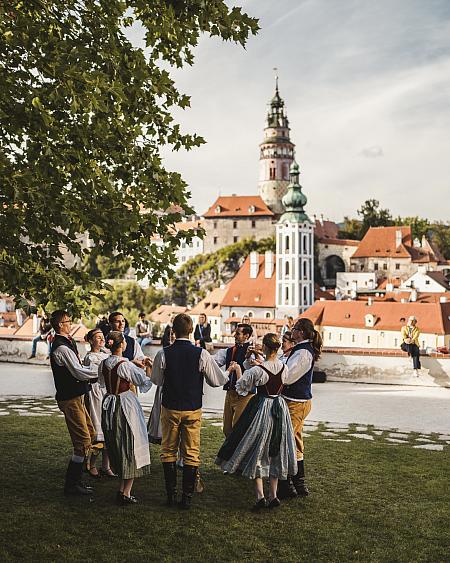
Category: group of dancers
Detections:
[{"x1": 49, "y1": 308, "x2": 322, "y2": 510}]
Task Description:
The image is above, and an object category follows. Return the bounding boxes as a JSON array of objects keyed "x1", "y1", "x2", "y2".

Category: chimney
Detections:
[
  {"x1": 264, "y1": 250, "x2": 274, "y2": 278},
  {"x1": 410, "y1": 289, "x2": 417, "y2": 302},
  {"x1": 386, "y1": 283, "x2": 394, "y2": 292},
  {"x1": 440, "y1": 296, "x2": 448, "y2": 303},
  {"x1": 395, "y1": 229, "x2": 402, "y2": 248},
  {"x1": 249, "y1": 251, "x2": 259, "y2": 279},
  {"x1": 367, "y1": 297, "x2": 373, "y2": 306}
]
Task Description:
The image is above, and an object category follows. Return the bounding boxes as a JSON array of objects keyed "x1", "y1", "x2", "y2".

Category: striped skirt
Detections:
[
  {"x1": 216, "y1": 394, "x2": 297, "y2": 480},
  {"x1": 102, "y1": 395, "x2": 151, "y2": 480}
]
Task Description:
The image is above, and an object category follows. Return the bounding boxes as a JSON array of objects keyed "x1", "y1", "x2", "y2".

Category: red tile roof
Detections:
[
  {"x1": 149, "y1": 305, "x2": 188, "y2": 325},
  {"x1": 190, "y1": 286, "x2": 229, "y2": 315},
  {"x1": 319, "y1": 238, "x2": 359, "y2": 247},
  {"x1": 314, "y1": 219, "x2": 339, "y2": 240},
  {"x1": 352, "y1": 226, "x2": 412, "y2": 258},
  {"x1": 221, "y1": 255, "x2": 276, "y2": 308},
  {"x1": 203, "y1": 196, "x2": 274, "y2": 218},
  {"x1": 300, "y1": 300, "x2": 450, "y2": 334}
]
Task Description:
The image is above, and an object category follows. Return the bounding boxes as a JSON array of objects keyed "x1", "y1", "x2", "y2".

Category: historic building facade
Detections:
[
  {"x1": 202, "y1": 195, "x2": 274, "y2": 254},
  {"x1": 258, "y1": 78, "x2": 296, "y2": 216},
  {"x1": 275, "y1": 162, "x2": 315, "y2": 317}
]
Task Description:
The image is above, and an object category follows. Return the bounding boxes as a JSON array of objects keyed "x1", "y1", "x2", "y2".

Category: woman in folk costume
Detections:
[
  {"x1": 216, "y1": 333, "x2": 297, "y2": 511},
  {"x1": 83, "y1": 328, "x2": 116, "y2": 478},
  {"x1": 98, "y1": 331, "x2": 153, "y2": 506}
]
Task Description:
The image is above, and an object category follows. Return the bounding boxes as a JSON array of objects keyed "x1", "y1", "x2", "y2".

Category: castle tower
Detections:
[
  {"x1": 258, "y1": 76, "x2": 295, "y2": 216},
  {"x1": 276, "y1": 162, "x2": 314, "y2": 317}
]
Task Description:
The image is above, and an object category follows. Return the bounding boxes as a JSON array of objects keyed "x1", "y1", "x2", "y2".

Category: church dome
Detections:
[{"x1": 279, "y1": 162, "x2": 311, "y2": 224}]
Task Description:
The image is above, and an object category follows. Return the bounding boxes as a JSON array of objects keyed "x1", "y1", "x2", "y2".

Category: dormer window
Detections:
[
  {"x1": 248, "y1": 205, "x2": 255, "y2": 213},
  {"x1": 215, "y1": 205, "x2": 221, "y2": 213},
  {"x1": 365, "y1": 314, "x2": 376, "y2": 327}
]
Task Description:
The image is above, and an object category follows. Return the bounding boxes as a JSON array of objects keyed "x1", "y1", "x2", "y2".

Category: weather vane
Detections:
[{"x1": 273, "y1": 67, "x2": 279, "y2": 91}]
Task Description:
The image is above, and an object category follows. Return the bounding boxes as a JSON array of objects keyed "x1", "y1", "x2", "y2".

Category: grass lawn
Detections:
[{"x1": 0, "y1": 413, "x2": 449, "y2": 562}]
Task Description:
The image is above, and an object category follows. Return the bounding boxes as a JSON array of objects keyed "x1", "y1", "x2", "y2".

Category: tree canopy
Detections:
[{"x1": 0, "y1": 1, "x2": 258, "y2": 315}]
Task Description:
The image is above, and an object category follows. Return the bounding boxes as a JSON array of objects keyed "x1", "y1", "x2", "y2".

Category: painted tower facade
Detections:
[
  {"x1": 276, "y1": 162, "x2": 314, "y2": 317},
  {"x1": 258, "y1": 79, "x2": 295, "y2": 216}
]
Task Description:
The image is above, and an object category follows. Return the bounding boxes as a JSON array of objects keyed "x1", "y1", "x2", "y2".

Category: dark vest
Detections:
[
  {"x1": 223, "y1": 342, "x2": 251, "y2": 391},
  {"x1": 283, "y1": 341, "x2": 315, "y2": 401},
  {"x1": 256, "y1": 364, "x2": 285, "y2": 397},
  {"x1": 50, "y1": 335, "x2": 89, "y2": 401},
  {"x1": 162, "y1": 340, "x2": 204, "y2": 411},
  {"x1": 123, "y1": 335, "x2": 136, "y2": 361}
]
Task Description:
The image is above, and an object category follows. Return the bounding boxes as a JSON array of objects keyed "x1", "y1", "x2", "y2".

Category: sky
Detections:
[{"x1": 129, "y1": 0, "x2": 450, "y2": 222}]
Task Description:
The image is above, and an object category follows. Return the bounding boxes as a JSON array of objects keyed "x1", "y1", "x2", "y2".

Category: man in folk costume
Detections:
[
  {"x1": 278, "y1": 318, "x2": 323, "y2": 500},
  {"x1": 108, "y1": 311, "x2": 145, "y2": 366},
  {"x1": 214, "y1": 323, "x2": 254, "y2": 437},
  {"x1": 49, "y1": 310, "x2": 99, "y2": 495},
  {"x1": 151, "y1": 313, "x2": 228, "y2": 509}
]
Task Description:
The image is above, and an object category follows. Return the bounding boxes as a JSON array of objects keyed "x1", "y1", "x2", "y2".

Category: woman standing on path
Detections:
[
  {"x1": 99, "y1": 331, "x2": 153, "y2": 506},
  {"x1": 83, "y1": 328, "x2": 115, "y2": 478},
  {"x1": 216, "y1": 333, "x2": 297, "y2": 511}
]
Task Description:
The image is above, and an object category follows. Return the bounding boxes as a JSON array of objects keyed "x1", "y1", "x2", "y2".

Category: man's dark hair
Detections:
[
  {"x1": 172, "y1": 313, "x2": 193, "y2": 338},
  {"x1": 139, "y1": 312, "x2": 146, "y2": 318},
  {"x1": 109, "y1": 311, "x2": 124, "y2": 323},
  {"x1": 50, "y1": 310, "x2": 68, "y2": 332},
  {"x1": 237, "y1": 323, "x2": 253, "y2": 337}
]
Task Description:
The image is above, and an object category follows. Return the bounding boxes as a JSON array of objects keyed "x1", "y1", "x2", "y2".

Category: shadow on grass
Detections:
[{"x1": 0, "y1": 416, "x2": 449, "y2": 562}]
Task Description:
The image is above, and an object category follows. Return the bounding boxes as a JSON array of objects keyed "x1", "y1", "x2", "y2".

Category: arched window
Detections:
[
  {"x1": 230, "y1": 311, "x2": 236, "y2": 318},
  {"x1": 303, "y1": 235, "x2": 308, "y2": 254},
  {"x1": 303, "y1": 285, "x2": 308, "y2": 303},
  {"x1": 265, "y1": 311, "x2": 272, "y2": 319},
  {"x1": 303, "y1": 259, "x2": 308, "y2": 279},
  {"x1": 285, "y1": 235, "x2": 290, "y2": 251},
  {"x1": 285, "y1": 261, "x2": 290, "y2": 276},
  {"x1": 285, "y1": 286, "x2": 289, "y2": 302},
  {"x1": 247, "y1": 311, "x2": 254, "y2": 318}
]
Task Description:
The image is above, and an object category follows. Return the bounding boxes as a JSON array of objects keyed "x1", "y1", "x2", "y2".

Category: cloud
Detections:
[
  {"x1": 131, "y1": 0, "x2": 450, "y2": 222},
  {"x1": 359, "y1": 146, "x2": 384, "y2": 159}
]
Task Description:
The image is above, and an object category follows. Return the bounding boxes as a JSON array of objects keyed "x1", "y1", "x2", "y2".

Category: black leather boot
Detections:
[
  {"x1": 278, "y1": 476, "x2": 298, "y2": 500},
  {"x1": 292, "y1": 460, "x2": 309, "y2": 496},
  {"x1": 162, "y1": 462, "x2": 178, "y2": 506},
  {"x1": 179, "y1": 465, "x2": 197, "y2": 510},
  {"x1": 64, "y1": 460, "x2": 93, "y2": 496}
]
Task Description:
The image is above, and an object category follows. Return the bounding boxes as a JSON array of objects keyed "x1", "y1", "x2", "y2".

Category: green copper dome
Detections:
[{"x1": 279, "y1": 162, "x2": 312, "y2": 224}]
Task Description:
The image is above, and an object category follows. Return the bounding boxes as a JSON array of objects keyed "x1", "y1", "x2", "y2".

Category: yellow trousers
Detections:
[
  {"x1": 58, "y1": 394, "x2": 95, "y2": 458},
  {"x1": 286, "y1": 399, "x2": 312, "y2": 461},
  {"x1": 160, "y1": 406, "x2": 202, "y2": 466},
  {"x1": 223, "y1": 390, "x2": 254, "y2": 438}
]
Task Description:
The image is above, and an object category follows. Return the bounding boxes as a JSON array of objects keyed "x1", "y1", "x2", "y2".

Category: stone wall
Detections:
[
  {"x1": 317, "y1": 349, "x2": 450, "y2": 387},
  {"x1": 203, "y1": 216, "x2": 275, "y2": 254}
]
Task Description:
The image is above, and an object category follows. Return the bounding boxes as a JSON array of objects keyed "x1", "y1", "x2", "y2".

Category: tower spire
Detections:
[{"x1": 257, "y1": 74, "x2": 296, "y2": 216}]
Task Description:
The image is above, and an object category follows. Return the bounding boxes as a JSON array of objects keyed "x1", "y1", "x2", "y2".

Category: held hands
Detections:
[
  {"x1": 228, "y1": 361, "x2": 243, "y2": 380},
  {"x1": 404, "y1": 338, "x2": 412, "y2": 344},
  {"x1": 132, "y1": 359, "x2": 145, "y2": 369}
]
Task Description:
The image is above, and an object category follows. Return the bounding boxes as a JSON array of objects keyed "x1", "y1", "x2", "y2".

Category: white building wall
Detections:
[
  {"x1": 401, "y1": 271, "x2": 448, "y2": 293},
  {"x1": 276, "y1": 221, "x2": 314, "y2": 317},
  {"x1": 336, "y1": 272, "x2": 377, "y2": 295},
  {"x1": 321, "y1": 325, "x2": 447, "y2": 351}
]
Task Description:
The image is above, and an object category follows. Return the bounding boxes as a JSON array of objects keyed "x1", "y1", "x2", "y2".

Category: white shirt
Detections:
[
  {"x1": 52, "y1": 337, "x2": 98, "y2": 381},
  {"x1": 281, "y1": 339, "x2": 314, "y2": 403},
  {"x1": 151, "y1": 339, "x2": 228, "y2": 388},
  {"x1": 236, "y1": 358, "x2": 290, "y2": 396}
]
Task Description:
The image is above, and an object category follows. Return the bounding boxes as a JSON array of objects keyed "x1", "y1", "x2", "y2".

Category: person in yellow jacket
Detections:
[{"x1": 401, "y1": 316, "x2": 421, "y2": 375}]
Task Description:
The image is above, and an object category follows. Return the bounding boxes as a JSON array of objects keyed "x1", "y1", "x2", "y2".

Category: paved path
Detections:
[{"x1": 1, "y1": 362, "x2": 449, "y2": 434}]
